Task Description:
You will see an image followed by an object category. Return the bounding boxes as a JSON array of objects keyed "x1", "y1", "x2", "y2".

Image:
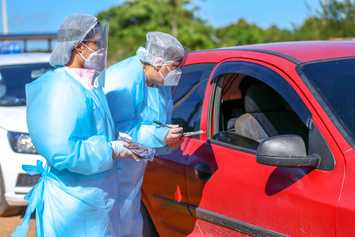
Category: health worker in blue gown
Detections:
[
  {"x1": 13, "y1": 14, "x2": 137, "y2": 237},
  {"x1": 104, "y1": 32, "x2": 186, "y2": 237}
]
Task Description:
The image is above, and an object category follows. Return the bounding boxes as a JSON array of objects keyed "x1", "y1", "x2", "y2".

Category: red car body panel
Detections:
[{"x1": 142, "y1": 41, "x2": 355, "y2": 237}]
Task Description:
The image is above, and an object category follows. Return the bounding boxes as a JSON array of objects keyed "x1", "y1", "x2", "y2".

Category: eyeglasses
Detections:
[
  {"x1": 82, "y1": 39, "x2": 105, "y2": 50},
  {"x1": 153, "y1": 62, "x2": 181, "y2": 72}
]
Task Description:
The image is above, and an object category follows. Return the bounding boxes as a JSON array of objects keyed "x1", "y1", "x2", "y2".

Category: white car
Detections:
[{"x1": 0, "y1": 53, "x2": 51, "y2": 216}]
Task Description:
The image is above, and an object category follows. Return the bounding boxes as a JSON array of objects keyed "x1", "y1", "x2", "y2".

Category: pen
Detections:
[
  {"x1": 183, "y1": 130, "x2": 205, "y2": 137},
  {"x1": 153, "y1": 120, "x2": 175, "y2": 128}
]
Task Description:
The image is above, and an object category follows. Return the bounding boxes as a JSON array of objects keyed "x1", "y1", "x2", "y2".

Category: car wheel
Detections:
[
  {"x1": 142, "y1": 203, "x2": 159, "y2": 237},
  {"x1": 0, "y1": 167, "x2": 22, "y2": 216}
]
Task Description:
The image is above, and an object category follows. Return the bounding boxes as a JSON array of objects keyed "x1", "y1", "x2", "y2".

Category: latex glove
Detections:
[
  {"x1": 111, "y1": 140, "x2": 139, "y2": 161},
  {"x1": 118, "y1": 132, "x2": 133, "y2": 141},
  {"x1": 165, "y1": 125, "x2": 183, "y2": 148}
]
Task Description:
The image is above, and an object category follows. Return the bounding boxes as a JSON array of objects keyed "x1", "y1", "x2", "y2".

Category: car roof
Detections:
[
  {"x1": 195, "y1": 41, "x2": 355, "y2": 64},
  {"x1": 0, "y1": 53, "x2": 50, "y2": 66}
]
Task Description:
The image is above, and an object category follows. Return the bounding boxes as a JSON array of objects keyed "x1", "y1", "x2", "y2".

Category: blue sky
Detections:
[
  {"x1": 3, "y1": 0, "x2": 320, "y2": 33},
  {"x1": 199, "y1": 0, "x2": 320, "y2": 29}
]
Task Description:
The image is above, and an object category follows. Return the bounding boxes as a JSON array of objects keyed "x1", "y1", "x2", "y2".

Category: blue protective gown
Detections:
[
  {"x1": 104, "y1": 56, "x2": 172, "y2": 237},
  {"x1": 13, "y1": 67, "x2": 121, "y2": 237}
]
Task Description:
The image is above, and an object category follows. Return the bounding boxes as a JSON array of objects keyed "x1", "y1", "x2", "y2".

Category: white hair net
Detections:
[
  {"x1": 50, "y1": 14, "x2": 99, "y2": 67},
  {"x1": 136, "y1": 32, "x2": 185, "y2": 67}
]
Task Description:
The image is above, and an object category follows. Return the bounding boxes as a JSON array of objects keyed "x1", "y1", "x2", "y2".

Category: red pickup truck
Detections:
[{"x1": 142, "y1": 41, "x2": 355, "y2": 237}]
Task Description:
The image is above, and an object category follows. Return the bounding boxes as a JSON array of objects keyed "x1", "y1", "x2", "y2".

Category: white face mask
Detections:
[
  {"x1": 162, "y1": 68, "x2": 182, "y2": 86},
  {"x1": 79, "y1": 45, "x2": 106, "y2": 72},
  {"x1": 159, "y1": 65, "x2": 182, "y2": 86}
]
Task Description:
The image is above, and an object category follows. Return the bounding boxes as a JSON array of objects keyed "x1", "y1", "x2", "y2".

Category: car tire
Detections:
[
  {"x1": 0, "y1": 166, "x2": 22, "y2": 216},
  {"x1": 142, "y1": 203, "x2": 159, "y2": 237}
]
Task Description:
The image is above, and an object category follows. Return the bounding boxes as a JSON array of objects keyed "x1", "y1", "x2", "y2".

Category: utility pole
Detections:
[
  {"x1": 2, "y1": 0, "x2": 8, "y2": 34},
  {"x1": 170, "y1": 0, "x2": 178, "y2": 36}
]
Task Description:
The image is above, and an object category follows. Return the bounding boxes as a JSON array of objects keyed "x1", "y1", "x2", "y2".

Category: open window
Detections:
[
  {"x1": 210, "y1": 61, "x2": 334, "y2": 170},
  {"x1": 213, "y1": 74, "x2": 309, "y2": 152}
]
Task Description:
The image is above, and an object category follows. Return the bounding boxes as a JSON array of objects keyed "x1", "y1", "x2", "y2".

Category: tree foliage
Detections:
[
  {"x1": 216, "y1": 19, "x2": 293, "y2": 47},
  {"x1": 97, "y1": 0, "x2": 355, "y2": 63},
  {"x1": 97, "y1": 0, "x2": 217, "y2": 63}
]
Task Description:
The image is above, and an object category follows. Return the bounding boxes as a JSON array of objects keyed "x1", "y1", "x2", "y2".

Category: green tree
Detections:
[
  {"x1": 97, "y1": 0, "x2": 355, "y2": 63},
  {"x1": 217, "y1": 19, "x2": 264, "y2": 46},
  {"x1": 263, "y1": 25, "x2": 293, "y2": 42},
  {"x1": 319, "y1": 0, "x2": 355, "y2": 38},
  {"x1": 294, "y1": 0, "x2": 355, "y2": 40},
  {"x1": 97, "y1": 0, "x2": 217, "y2": 63},
  {"x1": 216, "y1": 19, "x2": 293, "y2": 47},
  {"x1": 216, "y1": 0, "x2": 355, "y2": 45},
  {"x1": 293, "y1": 17, "x2": 325, "y2": 40}
]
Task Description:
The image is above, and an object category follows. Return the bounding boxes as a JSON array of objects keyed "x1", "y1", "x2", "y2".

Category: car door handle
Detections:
[{"x1": 194, "y1": 163, "x2": 212, "y2": 181}]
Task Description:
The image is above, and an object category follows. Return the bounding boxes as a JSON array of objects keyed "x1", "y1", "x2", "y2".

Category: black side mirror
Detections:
[{"x1": 256, "y1": 135, "x2": 319, "y2": 168}]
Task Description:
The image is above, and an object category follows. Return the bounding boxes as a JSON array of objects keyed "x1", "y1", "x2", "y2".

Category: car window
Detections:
[
  {"x1": 171, "y1": 63, "x2": 215, "y2": 132},
  {"x1": 300, "y1": 58, "x2": 355, "y2": 147},
  {"x1": 212, "y1": 62, "x2": 311, "y2": 153},
  {"x1": 0, "y1": 63, "x2": 51, "y2": 106}
]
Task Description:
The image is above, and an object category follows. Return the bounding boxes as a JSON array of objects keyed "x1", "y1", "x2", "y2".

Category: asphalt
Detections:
[{"x1": 0, "y1": 215, "x2": 36, "y2": 236}]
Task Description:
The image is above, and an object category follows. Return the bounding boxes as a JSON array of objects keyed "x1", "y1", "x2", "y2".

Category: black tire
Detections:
[
  {"x1": 0, "y1": 166, "x2": 22, "y2": 216},
  {"x1": 142, "y1": 203, "x2": 159, "y2": 237}
]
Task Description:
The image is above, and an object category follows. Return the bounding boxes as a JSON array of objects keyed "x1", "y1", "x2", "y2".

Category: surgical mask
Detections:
[
  {"x1": 159, "y1": 66, "x2": 182, "y2": 86},
  {"x1": 79, "y1": 44, "x2": 106, "y2": 72}
]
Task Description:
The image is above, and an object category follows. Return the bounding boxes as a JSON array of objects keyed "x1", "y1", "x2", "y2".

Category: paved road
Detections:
[{"x1": 0, "y1": 215, "x2": 36, "y2": 236}]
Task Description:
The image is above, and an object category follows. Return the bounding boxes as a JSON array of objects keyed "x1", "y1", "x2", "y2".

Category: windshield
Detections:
[
  {"x1": 0, "y1": 63, "x2": 52, "y2": 106},
  {"x1": 301, "y1": 58, "x2": 355, "y2": 146}
]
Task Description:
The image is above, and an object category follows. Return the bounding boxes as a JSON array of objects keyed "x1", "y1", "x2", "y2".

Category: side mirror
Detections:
[{"x1": 256, "y1": 135, "x2": 319, "y2": 168}]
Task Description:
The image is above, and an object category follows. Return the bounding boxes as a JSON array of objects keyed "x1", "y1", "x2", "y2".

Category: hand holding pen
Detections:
[
  {"x1": 153, "y1": 120, "x2": 183, "y2": 148},
  {"x1": 153, "y1": 120, "x2": 205, "y2": 137}
]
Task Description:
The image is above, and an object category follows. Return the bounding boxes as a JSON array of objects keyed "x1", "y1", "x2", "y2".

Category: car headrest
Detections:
[{"x1": 244, "y1": 82, "x2": 288, "y2": 113}]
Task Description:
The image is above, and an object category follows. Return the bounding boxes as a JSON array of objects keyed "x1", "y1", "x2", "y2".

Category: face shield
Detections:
[{"x1": 79, "y1": 21, "x2": 109, "y2": 74}]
